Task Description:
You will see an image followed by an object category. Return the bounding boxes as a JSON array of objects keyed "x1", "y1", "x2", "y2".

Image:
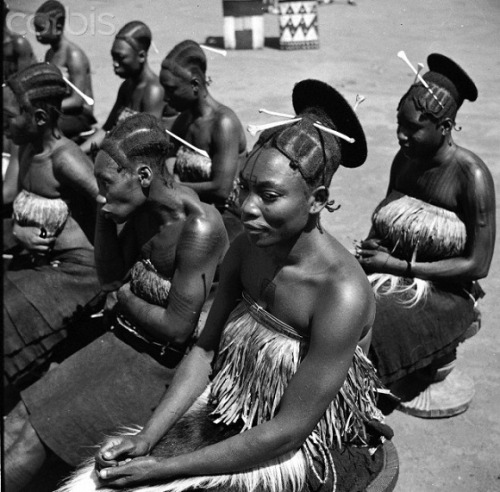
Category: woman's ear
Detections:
[
  {"x1": 190, "y1": 77, "x2": 200, "y2": 96},
  {"x1": 33, "y1": 108, "x2": 49, "y2": 126},
  {"x1": 440, "y1": 117, "x2": 454, "y2": 135},
  {"x1": 137, "y1": 164, "x2": 153, "y2": 188},
  {"x1": 137, "y1": 49, "x2": 147, "y2": 64},
  {"x1": 309, "y1": 185, "x2": 329, "y2": 214}
]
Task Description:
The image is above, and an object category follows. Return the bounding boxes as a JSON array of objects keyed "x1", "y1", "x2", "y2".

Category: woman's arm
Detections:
[
  {"x1": 97, "y1": 267, "x2": 371, "y2": 485},
  {"x1": 96, "y1": 235, "x2": 244, "y2": 469},
  {"x1": 179, "y1": 112, "x2": 243, "y2": 202},
  {"x1": 61, "y1": 48, "x2": 89, "y2": 113},
  {"x1": 116, "y1": 214, "x2": 229, "y2": 345},
  {"x1": 358, "y1": 155, "x2": 496, "y2": 283},
  {"x1": 141, "y1": 82, "x2": 165, "y2": 119},
  {"x1": 94, "y1": 208, "x2": 138, "y2": 291},
  {"x1": 3, "y1": 144, "x2": 20, "y2": 205},
  {"x1": 53, "y1": 142, "x2": 98, "y2": 201},
  {"x1": 80, "y1": 84, "x2": 126, "y2": 154}
]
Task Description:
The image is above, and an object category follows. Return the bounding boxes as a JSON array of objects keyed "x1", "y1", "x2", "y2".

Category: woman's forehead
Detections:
[
  {"x1": 94, "y1": 151, "x2": 121, "y2": 177},
  {"x1": 3, "y1": 86, "x2": 20, "y2": 112},
  {"x1": 242, "y1": 147, "x2": 296, "y2": 182},
  {"x1": 111, "y1": 39, "x2": 134, "y2": 56}
]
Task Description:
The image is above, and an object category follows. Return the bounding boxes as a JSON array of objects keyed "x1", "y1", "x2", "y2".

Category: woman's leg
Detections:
[{"x1": 4, "y1": 401, "x2": 48, "y2": 492}]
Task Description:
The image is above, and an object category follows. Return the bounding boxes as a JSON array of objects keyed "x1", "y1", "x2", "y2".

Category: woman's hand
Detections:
[
  {"x1": 96, "y1": 456, "x2": 170, "y2": 487},
  {"x1": 355, "y1": 238, "x2": 393, "y2": 274},
  {"x1": 95, "y1": 434, "x2": 151, "y2": 471},
  {"x1": 12, "y1": 223, "x2": 56, "y2": 254},
  {"x1": 116, "y1": 282, "x2": 135, "y2": 313}
]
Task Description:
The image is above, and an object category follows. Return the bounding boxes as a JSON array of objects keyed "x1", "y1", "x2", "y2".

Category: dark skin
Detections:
[
  {"x1": 2, "y1": 85, "x2": 97, "y2": 254},
  {"x1": 161, "y1": 65, "x2": 246, "y2": 205},
  {"x1": 81, "y1": 39, "x2": 164, "y2": 154},
  {"x1": 34, "y1": 14, "x2": 94, "y2": 116},
  {"x1": 94, "y1": 147, "x2": 374, "y2": 487},
  {"x1": 3, "y1": 138, "x2": 228, "y2": 492},
  {"x1": 357, "y1": 98, "x2": 496, "y2": 283},
  {"x1": 3, "y1": 9, "x2": 34, "y2": 81},
  {"x1": 94, "y1": 151, "x2": 228, "y2": 345}
]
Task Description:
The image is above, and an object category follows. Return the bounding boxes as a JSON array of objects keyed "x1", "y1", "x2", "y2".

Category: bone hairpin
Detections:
[
  {"x1": 164, "y1": 129, "x2": 209, "y2": 158},
  {"x1": 62, "y1": 76, "x2": 94, "y2": 106},
  {"x1": 353, "y1": 94, "x2": 366, "y2": 111},
  {"x1": 314, "y1": 122, "x2": 355, "y2": 144},
  {"x1": 247, "y1": 118, "x2": 301, "y2": 137},
  {"x1": 258, "y1": 108, "x2": 296, "y2": 119},
  {"x1": 200, "y1": 45, "x2": 227, "y2": 57},
  {"x1": 397, "y1": 51, "x2": 444, "y2": 108},
  {"x1": 414, "y1": 62, "x2": 424, "y2": 84},
  {"x1": 151, "y1": 40, "x2": 160, "y2": 54}
]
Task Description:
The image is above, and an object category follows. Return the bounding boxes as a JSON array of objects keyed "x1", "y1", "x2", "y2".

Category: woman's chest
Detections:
[
  {"x1": 19, "y1": 153, "x2": 60, "y2": 198},
  {"x1": 395, "y1": 164, "x2": 462, "y2": 212}
]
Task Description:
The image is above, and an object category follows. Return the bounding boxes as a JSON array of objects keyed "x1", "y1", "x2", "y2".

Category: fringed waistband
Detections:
[
  {"x1": 211, "y1": 292, "x2": 382, "y2": 444},
  {"x1": 13, "y1": 190, "x2": 69, "y2": 236},
  {"x1": 129, "y1": 259, "x2": 171, "y2": 307},
  {"x1": 372, "y1": 192, "x2": 466, "y2": 262}
]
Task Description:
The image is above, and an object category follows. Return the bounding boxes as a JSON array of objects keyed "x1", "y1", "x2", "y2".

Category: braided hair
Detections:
[
  {"x1": 35, "y1": 0, "x2": 65, "y2": 26},
  {"x1": 248, "y1": 80, "x2": 367, "y2": 192},
  {"x1": 161, "y1": 40, "x2": 207, "y2": 85},
  {"x1": 115, "y1": 21, "x2": 152, "y2": 53},
  {"x1": 100, "y1": 113, "x2": 172, "y2": 184},
  {"x1": 6, "y1": 62, "x2": 66, "y2": 116},
  {"x1": 398, "y1": 53, "x2": 478, "y2": 124}
]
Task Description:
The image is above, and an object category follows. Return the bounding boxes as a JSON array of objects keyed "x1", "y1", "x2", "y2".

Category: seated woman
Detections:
[
  {"x1": 34, "y1": 0, "x2": 97, "y2": 141},
  {"x1": 3, "y1": 0, "x2": 35, "y2": 215},
  {"x1": 3, "y1": 113, "x2": 229, "y2": 492},
  {"x1": 161, "y1": 40, "x2": 247, "y2": 242},
  {"x1": 80, "y1": 21, "x2": 167, "y2": 155},
  {"x1": 356, "y1": 54, "x2": 496, "y2": 417},
  {"x1": 3, "y1": 62, "x2": 100, "y2": 393},
  {"x1": 59, "y1": 80, "x2": 391, "y2": 492}
]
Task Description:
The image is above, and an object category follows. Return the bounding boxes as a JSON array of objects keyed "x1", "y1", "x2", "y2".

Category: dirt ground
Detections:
[{"x1": 6, "y1": 0, "x2": 500, "y2": 490}]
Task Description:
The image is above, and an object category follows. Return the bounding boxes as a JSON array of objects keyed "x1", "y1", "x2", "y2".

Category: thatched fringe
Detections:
[
  {"x1": 211, "y1": 298, "x2": 382, "y2": 448},
  {"x1": 369, "y1": 273, "x2": 431, "y2": 307},
  {"x1": 372, "y1": 193, "x2": 466, "y2": 263},
  {"x1": 12, "y1": 189, "x2": 69, "y2": 236},
  {"x1": 175, "y1": 145, "x2": 212, "y2": 182},
  {"x1": 57, "y1": 296, "x2": 382, "y2": 492},
  {"x1": 129, "y1": 259, "x2": 171, "y2": 306}
]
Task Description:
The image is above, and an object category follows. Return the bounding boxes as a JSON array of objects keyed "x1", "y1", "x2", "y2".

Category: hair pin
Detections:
[
  {"x1": 258, "y1": 108, "x2": 296, "y2": 119},
  {"x1": 353, "y1": 94, "x2": 365, "y2": 111},
  {"x1": 200, "y1": 45, "x2": 227, "y2": 57},
  {"x1": 415, "y1": 62, "x2": 424, "y2": 84},
  {"x1": 62, "y1": 76, "x2": 94, "y2": 106},
  {"x1": 313, "y1": 122, "x2": 355, "y2": 143},
  {"x1": 151, "y1": 40, "x2": 160, "y2": 54},
  {"x1": 247, "y1": 118, "x2": 301, "y2": 137},
  {"x1": 164, "y1": 129, "x2": 209, "y2": 158},
  {"x1": 397, "y1": 51, "x2": 445, "y2": 109}
]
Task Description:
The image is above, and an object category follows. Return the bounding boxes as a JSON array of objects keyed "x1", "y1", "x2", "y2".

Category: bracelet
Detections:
[{"x1": 405, "y1": 260, "x2": 413, "y2": 277}]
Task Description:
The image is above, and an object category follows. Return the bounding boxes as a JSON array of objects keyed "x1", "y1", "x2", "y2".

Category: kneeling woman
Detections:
[
  {"x1": 60, "y1": 80, "x2": 391, "y2": 492},
  {"x1": 3, "y1": 114, "x2": 228, "y2": 492}
]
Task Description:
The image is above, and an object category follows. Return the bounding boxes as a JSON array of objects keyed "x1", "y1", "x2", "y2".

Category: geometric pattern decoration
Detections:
[{"x1": 278, "y1": 1, "x2": 319, "y2": 50}]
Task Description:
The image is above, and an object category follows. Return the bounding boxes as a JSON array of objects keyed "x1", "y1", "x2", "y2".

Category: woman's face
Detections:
[
  {"x1": 3, "y1": 87, "x2": 35, "y2": 145},
  {"x1": 396, "y1": 98, "x2": 444, "y2": 159},
  {"x1": 159, "y1": 66, "x2": 195, "y2": 112},
  {"x1": 94, "y1": 151, "x2": 146, "y2": 223},
  {"x1": 111, "y1": 39, "x2": 142, "y2": 79},
  {"x1": 238, "y1": 147, "x2": 313, "y2": 248},
  {"x1": 34, "y1": 15, "x2": 61, "y2": 45}
]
